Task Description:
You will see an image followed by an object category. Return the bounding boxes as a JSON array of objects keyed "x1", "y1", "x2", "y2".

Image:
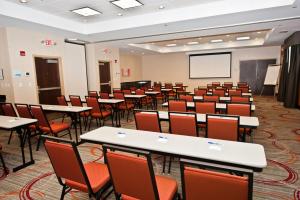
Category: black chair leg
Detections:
[
  {"x1": 168, "y1": 157, "x2": 172, "y2": 174},
  {"x1": 68, "y1": 129, "x2": 72, "y2": 140},
  {"x1": 60, "y1": 185, "x2": 67, "y2": 200},
  {"x1": 162, "y1": 156, "x2": 166, "y2": 173},
  {"x1": 88, "y1": 118, "x2": 92, "y2": 131},
  {"x1": 7, "y1": 130, "x2": 13, "y2": 144},
  {"x1": 36, "y1": 135, "x2": 42, "y2": 151},
  {"x1": 0, "y1": 152, "x2": 8, "y2": 174}
]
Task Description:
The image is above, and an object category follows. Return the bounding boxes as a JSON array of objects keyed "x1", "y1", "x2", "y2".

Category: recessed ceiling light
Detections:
[
  {"x1": 67, "y1": 38, "x2": 78, "y2": 41},
  {"x1": 257, "y1": 31, "x2": 261, "y2": 34},
  {"x1": 210, "y1": 39, "x2": 223, "y2": 43},
  {"x1": 198, "y1": 37, "x2": 202, "y2": 40},
  {"x1": 236, "y1": 36, "x2": 250, "y2": 41},
  {"x1": 71, "y1": 7, "x2": 101, "y2": 17},
  {"x1": 111, "y1": 0, "x2": 143, "y2": 9},
  {"x1": 19, "y1": 0, "x2": 28, "y2": 3},
  {"x1": 187, "y1": 41, "x2": 199, "y2": 45},
  {"x1": 117, "y1": 13, "x2": 123, "y2": 16},
  {"x1": 226, "y1": 35, "x2": 230, "y2": 37},
  {"x1": 166, "y1": 44, "x2": 177, "y2": 47},
  {"x1": 159, "y1": 5, "x2": 165, "y2": 9}
]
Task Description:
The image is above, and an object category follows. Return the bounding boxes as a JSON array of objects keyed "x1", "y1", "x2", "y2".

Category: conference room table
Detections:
[
  {"x1": 203, "y1": 92, "x2": 253, "y2": 97},
  {"x1": 109, "y1": 94, "x2": 147, "y2": 109},
  {"x1": 162, "y1": 102, "x2": 256, "y2": 111},
  {"x1": 193, "y1": 96, "x2": 254, "y2": 102},
  {"x1": 41, "y1": 105, "x2": 92, "y2": 143},
  {"x1": 152, "y1": 111, "x2": 259, "y2": 128},
  {"x1": 0, "y1": 115, "x2": 37, "y2": 172},
  {"x1": 80, "y1": 126, "x2": 267, "y2": 197}
]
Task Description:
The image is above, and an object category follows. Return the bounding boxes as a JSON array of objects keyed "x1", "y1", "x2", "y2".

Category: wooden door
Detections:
[
  {"x1": 99, "y1": 61, "x2": 111, "y2": 93},
  {"x1": 35, "y1": 57, "x2": 61, "y2": 105}
]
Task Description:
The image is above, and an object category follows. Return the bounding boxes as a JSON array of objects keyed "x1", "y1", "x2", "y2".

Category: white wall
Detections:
[
  {"x1": 86, "y1": 43, "x2": 121, "y2": 92},
  {"x1": 4, "y1": 27, "x2": 88, "y2": 104},
  {"x1": 0, "y1": 28, "x2": 14, "y2": 102},
  {"x1": 120, "y1": 53, "x2": 142, "y2": 82},
  {"x1": 142, "y1": 46, "x2": 281, "y2": 91}
]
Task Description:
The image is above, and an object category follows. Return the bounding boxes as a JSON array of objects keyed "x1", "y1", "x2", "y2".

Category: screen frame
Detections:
[{"x1": 189, "y1": 52, "x2": 232, "y2": 79}]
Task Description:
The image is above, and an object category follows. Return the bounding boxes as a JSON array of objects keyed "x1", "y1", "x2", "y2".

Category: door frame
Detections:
[
  {"x1": 33, "y1": 55, "x2": 64, "y2": 104},
  {"x1": 98, "y1": 60, "x2": 112, "y2": 93}
]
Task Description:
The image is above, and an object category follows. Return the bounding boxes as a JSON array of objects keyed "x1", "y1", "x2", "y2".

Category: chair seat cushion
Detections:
[
  {"x1": 119, "y1": 103, "x2": 134, "y2": 110},
  {"x1": 80, "y1": 111, "x2": 90, "y2": 117},
  {"x1": 65, "y1": 162, "x2": 110, "y2": 193},
  {"x1": 40, "y1": 122, "x2": 70, "y2": 134},
  {"x1": 121, "y1": 175, "x2": 177, "y2": 200},
  {"x1": 91, "y1": 111, "x2": 112, "y2": 118}
]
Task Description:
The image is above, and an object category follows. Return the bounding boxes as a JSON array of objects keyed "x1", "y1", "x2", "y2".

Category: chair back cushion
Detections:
[
  {"x1": 135, "y1": 89, "x2": 145, "y2": 95},
  {"x1": 207, "y1": 116, "x2": 238, "y2": 141},
  {"x1": 179, "y1": 95, "x2": 193, "y2": 102},
  {"x1": 114, "y1": 93, "x2": 125, "y2": 100},
  {"x1": 169, "y1": 114, "x2": 197, "y2": 137},
  {"x1": 88, "y1": 91, "x2": 98, "y2": 97},
  {"x1": 69, "y1": 96, "x2": 82, "y2": 107},
  {"x1": 195, "y1": 102, "x2": 215, "y2": 114},
  {"x1": 100, "y1": 92, "x2": 110, "y2": 99},
  {"x1": 135, "y1": 112, "x2": 161, "y2": 132},
  {"x1": 45, "y1": 141, "x2": 86, "y2": 185},
  {"x1": 1, "y1": 103, "x2": 17, "y2": 117},
  {"x1": 231, "y1": 96, "x2": 249, "y2": 103},
  {"x1": 30, "y1": 106, "x2": 49, "y2": 128},
  {"x1": 184, "y1": 167, "x2": 248, "y2": 200},
  {"x1": 169, "y1": 101, "x2": 187, "y2": 112},
  {"x1": 194, "y1": 89, "x2": 207, "y2": 96},
  {"x1": 106, "y1": 152, "x2": 156, "y2": 199},
  {"x1": 227, "y1": 104, "x2": 251, "y2": 116},
  {"x1": 86, "y1": 97, "x2": 101, "y2": 114},
  {"x1": 203, "y1": 95, "x2": 219, "y2": 102},
  {"x1": 15, "y1": 104, "x2": 32, "y2": 118},
  {"x1": 228, "y1": 89, "x2": 242, "y2": 97},
  {"x1": 57, "y1": 96, "x2": 68, "y2": 106}
]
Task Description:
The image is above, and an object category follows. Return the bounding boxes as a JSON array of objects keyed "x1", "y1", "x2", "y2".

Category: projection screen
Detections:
[{"x1": 189, "y1": 52, "x2": 232, "y2": 78}]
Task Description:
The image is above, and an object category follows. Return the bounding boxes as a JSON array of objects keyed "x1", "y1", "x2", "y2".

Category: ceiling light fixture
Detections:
[
  {"x1": 111, "y1": 0, "x2": 143, "y2": 9},
  {"x1": 19, "y1": 0, "x2": 28, "y2": 3},
  {"x1": 71, "y1": 7, "x2": 101, "y2": 16},
  {"x1": 210, "y1": 39, "x2": 223, "y2": 43},
  {"x1": 226, "y1": 35, "x2": 230, "y2": 37},
  {"x1": 187, "y1": 41, "x2": 199, "y2": 45},
  {"x1": 67, "y1": 38, "x2": 78, "y2": 41},
  {"x1": 159, "y1": 5, "x2": 165, "y2": 9},
  {"x1": 117, "y1": 13, "x2": 123, "y2": 16},
  {"x1": 166, "y1": 44, "x2": 177, "y2": 47},
  {"x1": 236, "y1": 36, "x2": 250, "y2": 41},
  {"x1": 257, "y1": 31, "x2": 261, "y2": 34}
]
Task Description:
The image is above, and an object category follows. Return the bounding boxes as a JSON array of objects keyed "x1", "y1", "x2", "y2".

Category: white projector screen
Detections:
[{"x1": 189, "y1": 52, "x2": 232, "y2": 78}]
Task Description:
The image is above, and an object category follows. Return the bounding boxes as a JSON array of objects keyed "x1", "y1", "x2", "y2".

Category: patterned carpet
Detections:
[{"x1": 0, "y1": 96, "x2": 299, "y2": 200}]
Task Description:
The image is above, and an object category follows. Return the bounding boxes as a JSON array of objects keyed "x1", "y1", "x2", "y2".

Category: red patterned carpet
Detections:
[{"x1": 0, "y1": 96, "x2": 299, "y2": 200}]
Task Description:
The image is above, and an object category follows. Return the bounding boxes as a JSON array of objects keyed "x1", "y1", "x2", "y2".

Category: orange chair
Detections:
[
  {"x1": 113, "y1": 88, "x2": 122, "y2": 93},
  {"x1": 122, "y1": 89, "x2": 131, "y2": 95},
  {"x1": 231, "y1": 96, "x2": 250, "y2": 103},
  {"x1": 237, "y1": 82, "x2": 248, "y2": 87},
  {"x1": 194, "y1": 88, "x2": 207, "y2": 96},
  {"x1": 180, "y1": 158, "x2": 251, "y2": 200},
  {"x1": 195, "y1": 102, "x2": 216, "y2": 114},
  {"x1": 135, "y1": 90, "x2": 152, "y2": 109},
  {"x1": 134, "y1": 110, "x2": 161, "y2": 132},
  {"x1": 168, "y1": 100, "x2": 187, "y2": 112},
  {"x1": 227, "y1": 103, "x2": 252, "y2": 142},
  {"x1": 206, "y1": 114, "x2": 239, "y2": 141},
  {"x1": 175, "y1": 82, "x2": 183, "y2": 87},
  {"x1": 103, "y1": 144, "x2": 178, "y2": 200},
  {"x1": 179, "y1": 95, "x2": 193, "y2": 102},
  {"x1": 30, "y1": 105, "x2": 72, "y2": 151},
  {"x1": 43, "y1": 136, "x2": 111, "y2": 200},
  {"x1": 1, "y1": 103, "x2": 18, "y2": 144},
  {"x1": 165, "y1": 83, "x2": 173, "y2": 89},
  {"x1": 169, "y1": 112, "x2": 198, "y2": 137},
  {"x1": 212, "y1": 89, "x2": 225, "y2": 97},
  {"x1": 113, "y1": 93, "x2": 135, "y2": 122},
  {"x1": 238, "y1": 86, "x2": 249, "y2": 93},
  {"x1": 57, "y1": 95, "x2": 69, "y2": 123},
  {"x1": 85, "y1": 96, "x2": 112, "y2": 130},
  {"x1": 228, "y1": 89, "x2": 242, "y2": 97},
  {"x1": 165, "y1": 84, "x2": 176, "y2": 100},
  {"x1": 223, "y1": 82, "x2": 233, "y2": 89},
  {"x1": 69, "y1": 95, "x2": 90, "y2": 130},
  {"x1": 15, "y1": 103, "x2": 38, "y2": 143},
  {"x1": 212, "y1": 82, "x2": 221, "y2": 88},
  {"x1": 99, "y1": 92, "x2": 110, "y2": 99},
  {"x1": 88, "y1": 91, "x2": 99, "y2": 98},
  {"x1": 203, "y1": 95, "x2": 219, "y2": 102}
]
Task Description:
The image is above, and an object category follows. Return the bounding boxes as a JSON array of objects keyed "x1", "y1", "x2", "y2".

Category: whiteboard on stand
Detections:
[{"x1": 264, "y1": 64, "x2": 281, "y2": 85}]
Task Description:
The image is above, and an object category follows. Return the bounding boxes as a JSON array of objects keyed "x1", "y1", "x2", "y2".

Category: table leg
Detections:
[
  {"x1": 13, "y1": 127, "x2": 35, "y2": 172},
  {"x1": 72, "y1": 114, "x2": 79, "y2": 144}
]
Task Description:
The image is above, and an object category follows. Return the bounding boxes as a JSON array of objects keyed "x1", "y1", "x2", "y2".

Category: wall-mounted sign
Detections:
[
  {"x1": 19, "y1": 50, "x2": 26, "y2": 56},
  {"x1": 41, "y1": 39, "x2": 57, "y2": 46},
  {"x1": 121, "y1": 68, "x2": 130, "y2": 77}
]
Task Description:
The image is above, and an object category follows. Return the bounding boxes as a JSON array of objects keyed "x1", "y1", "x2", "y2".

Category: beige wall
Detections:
[
  {"x1": 86, "y1": 43, "x2": 121, "y2": 92},
  {"x1": 120, "y1": 53, "x2": 142, "y2": 82},
  {"x1": 0, "y1": 28, "x2": 14, "y2": 102},
  {"x1": 142, "y1": 46, "x2": 281, "y2": 92}
]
